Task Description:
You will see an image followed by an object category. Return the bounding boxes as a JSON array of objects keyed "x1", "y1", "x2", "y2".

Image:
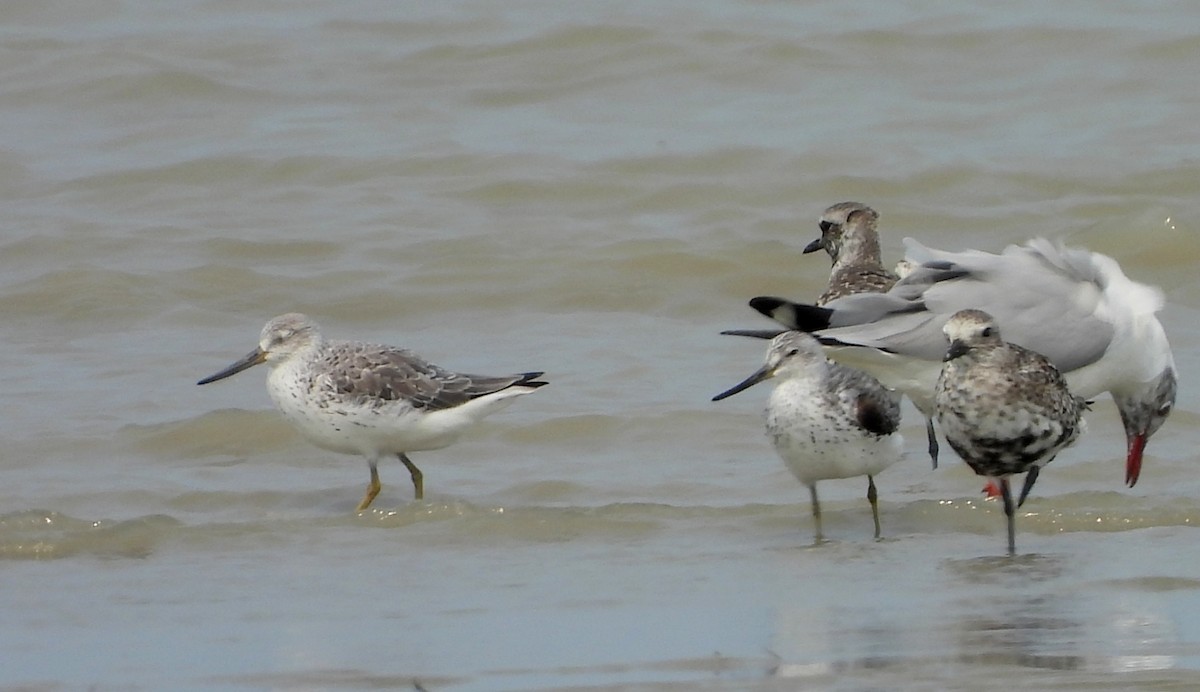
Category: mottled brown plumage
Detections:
[
  {"x1": 935, "y1": 309, "x2": 1086, "y2": 554},
  {"x1": 803, "y1": 202, "x2": 899, "y2": 306}
]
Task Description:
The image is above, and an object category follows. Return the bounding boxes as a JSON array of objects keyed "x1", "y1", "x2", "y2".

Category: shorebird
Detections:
[
  {"x1": 713, "y1": 331, "x2": 904, "y2": 541},
  {"x1": 197, "y1": 313, "x2": 547, "y2": 510},
  {"x1": 802, "y1": 202, "x2": 941, "y2": 467},
  {"x1": 935, "y1": 309, "x2": 1088, "y2": 555},
  {"x1": 803, "y1": 202, "x2": 899, "y2": 305},
  {"x1": 728, "y1": 237, "x2": 1176, "y2": 489}
]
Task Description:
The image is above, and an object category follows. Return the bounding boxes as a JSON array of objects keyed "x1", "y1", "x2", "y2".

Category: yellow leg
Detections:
[
  {"x1": 399, "y1": 453, "x2": 423, "y2": 500},
  {"x1": 356, "y1": 461, "x2": 381, "y2": 511}
]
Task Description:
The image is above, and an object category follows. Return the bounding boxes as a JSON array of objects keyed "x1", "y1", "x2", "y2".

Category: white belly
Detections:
[
  {"x1": 765, "y1": 381, "x2": 905, "y2": 486},
  {"x1": 265, "y1": 364, "x2": 531, "y2": 458}
]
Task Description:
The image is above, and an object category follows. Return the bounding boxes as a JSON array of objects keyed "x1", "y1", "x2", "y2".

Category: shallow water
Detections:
[{"x1": 2, "y1": 1, "x2": 1200, "y2": 689}]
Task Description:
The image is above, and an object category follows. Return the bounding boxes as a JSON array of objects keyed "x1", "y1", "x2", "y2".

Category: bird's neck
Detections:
[{"x1": 833, "y1": 233, "x2": 884, "y2": 271}]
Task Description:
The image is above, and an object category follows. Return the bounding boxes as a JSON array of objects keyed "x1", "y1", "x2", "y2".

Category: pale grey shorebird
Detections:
[
  {"x1": 935, "y1": 309, "x2": 1088, "y2": 555},
  {"x1": 713, "y1": 331, "x2": 904, "y2": 541},
  {"x1": 196, "y1": 313, "x2": 547, "y2": 510},
  {"x1": 727, "y1": 237, "x2": 1176, "y2": 490},
  {"x1": 802, "y1": 202, "x2": 941, "y2": 468}
]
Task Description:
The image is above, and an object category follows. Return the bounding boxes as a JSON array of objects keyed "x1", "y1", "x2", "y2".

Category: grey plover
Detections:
[
  {"x1": 935, "y1": 309, "x2": 1087, "y2": 555},
  {"x1": 197, "y1": 313, "x2": 547, "y2": 510},
  {"x1": 734, "y1": 237, "x2": 1175, "y2": 488},
  {"x1": 803, "y1": 202, "x2": 940, "y2": 468},
  {"x1": 713, "y1": 331, "x2": 904, "y2": 541},
  {"x1": 803, "y1": 202, "x2": 899, "y2": 305}
]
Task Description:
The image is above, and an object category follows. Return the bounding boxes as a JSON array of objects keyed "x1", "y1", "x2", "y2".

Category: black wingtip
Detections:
[
  {"x1": 517, "y1": 372, "x2": 549, "y2": 388},
  {"x1": 748, "y1": 296, "x2": 787, "y2": 315},
  {"x1": 748, "y1": 296, "x2": 833, "y2": 332}
]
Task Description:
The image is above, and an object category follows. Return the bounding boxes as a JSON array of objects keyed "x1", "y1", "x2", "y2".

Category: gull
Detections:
[
  {"x1": 713, "y1": 331, "x2": 904, "y2": 541},
  {"x1": 730, "y1": 237, "x2": 1176, "y2": 488},
  {"x1": 935, "y1": 309, "x2": 1088, "y2": 555},
  {"x1": 197, "y1": 313, "x2": 547, "y2": 510}
]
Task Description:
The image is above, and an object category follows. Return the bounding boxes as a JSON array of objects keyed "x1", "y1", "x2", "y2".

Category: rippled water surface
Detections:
[{"x1": 3, "y1": 1, "x2": 1200, "y2": 689}]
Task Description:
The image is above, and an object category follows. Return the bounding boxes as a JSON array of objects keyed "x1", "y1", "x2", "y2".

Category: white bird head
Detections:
[
  {"x1": 712, "y1": 331, "x2": 826, "y2": 401},
  {"x1": 197, "y1": 313, "x2": 323, "y2": 385}
]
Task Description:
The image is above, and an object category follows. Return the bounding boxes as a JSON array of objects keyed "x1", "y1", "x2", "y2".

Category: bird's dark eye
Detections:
[
  {"x1": 786, "y1": 348, "x2": 800, "y2": 357},
  {"x1": 981, "y1": 327, "x2": 993, "y2": 337},
  {"x1": 819, "y1": 221, "x2": 834, "y2": 233},
  {"x1": 1157, "y1": 404, "x2": 1172, "y2": 417}
]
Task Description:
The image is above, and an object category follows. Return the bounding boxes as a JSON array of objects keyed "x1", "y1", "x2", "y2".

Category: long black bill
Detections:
[
  {"x1": 197, "y1": 347, "x2": 267, "y2": 385},
  {"x1": 720, "y1": 328, "x2": 787, "y2": 340},
  {"x1": 712, "y1": 364, "x2": 775, "y2": 402},
  {"x1": 802, "y1": 237, "x2": 824, "y2": 254}
]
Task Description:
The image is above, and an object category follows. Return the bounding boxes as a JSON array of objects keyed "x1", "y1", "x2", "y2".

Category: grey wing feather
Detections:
[
  {"x1": 323, "y1": 342, "x2": 543, "y2": 411},
  {"x1": 915, "y1": 241, "x2": 1112, "y2": 371},
  {"x1": 821, "y1": 292, "x2": 926, "y2": 329},
  {"x1": 816, "y1": 238, "x2": 1114, "y2": 372},
  {"x1": 421, "y1": 371, "x2": 546, "y2": 411}
]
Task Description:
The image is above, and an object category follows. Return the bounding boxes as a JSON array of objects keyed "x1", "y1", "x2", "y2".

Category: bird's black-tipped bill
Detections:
[
  {"x1": 197, "y1": 347, "x2": 267, "y2": 385},
  {"x1": 944, "y1": 340, "x2": 969, "y2": 362},
  {"x1": 802, "y1": 237, "x2": 824, "y2": 254},
  {"x1": 720, "y1": 328, "x2": 787, "y2": 340},
  {"x1": 712, "y1": 365, "x2": 775, "y2": 402}
]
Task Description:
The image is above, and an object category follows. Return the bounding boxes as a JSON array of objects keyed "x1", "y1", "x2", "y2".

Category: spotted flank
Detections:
[{"x1": 714, "y1": 331, "x2": 904, "y2": 541}]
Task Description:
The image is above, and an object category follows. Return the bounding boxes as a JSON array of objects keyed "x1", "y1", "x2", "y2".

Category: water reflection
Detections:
[
  {"x1": 764, "y1": 545, "x2": 1186, "y2": 684},
  {"x1": 955, "y1": 595, "x2": 1087, "y2": 672},
  {"x1": 947, "y1": 552, "x2": 1179, "y2": 675},
  {"x1": 943, "y1": 551, "x2": 1066, "y2": 584}
]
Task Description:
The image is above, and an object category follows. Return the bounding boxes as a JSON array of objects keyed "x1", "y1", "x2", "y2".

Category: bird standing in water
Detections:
[
  {"x1": 934, "y1": 309, "x2": 1087, "y2": 555},
  {"x1": 197, "y1": 313, "x2": 547, "y2": 510},
  {"x1": 714, "y1": 331, "x2": 904, "y2": 541}
]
